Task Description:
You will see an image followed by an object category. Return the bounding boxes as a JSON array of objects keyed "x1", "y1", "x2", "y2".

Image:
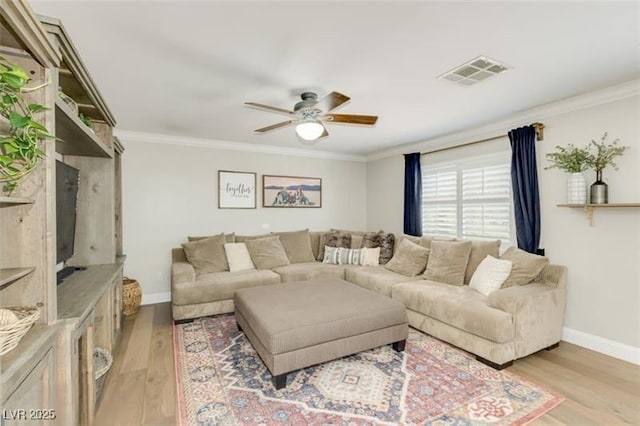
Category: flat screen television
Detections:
[{"x1": 56, "y1": 160, "x2": 79, "y2": 266}]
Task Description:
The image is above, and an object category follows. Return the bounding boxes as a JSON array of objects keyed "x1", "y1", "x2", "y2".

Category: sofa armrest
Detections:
[
  {"x1": 488, "y1": 283, "x2": 566, "y2": 357},
  {"x1": 172, "y1": 261, "x2": 196, "y2": 290}
]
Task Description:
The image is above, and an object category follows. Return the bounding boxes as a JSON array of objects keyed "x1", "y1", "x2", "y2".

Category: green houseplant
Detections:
[
  {"x1": 584, "y1": 133, "x2": 629, "y2": 204},
  {"x1": 0, "y1": 55, "x2": 53, "y2": 194},
  {"x1": 545, "y1": 144, "x2": 590, "y2": 204}
]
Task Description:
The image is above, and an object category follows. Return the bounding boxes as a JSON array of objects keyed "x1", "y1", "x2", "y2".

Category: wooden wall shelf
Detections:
[
  {"x1": 557, "y1": 203, "x2": 640, "y2": 225},
  {"x1": 0, "y1": 196, "x2": 35, "y2": 207},
  {"x1": 0, "y1": 267, "x2": 36, "y2": 290},
  {"x1": 55, "y1": 98, "x2": 112, "y2": 158}
]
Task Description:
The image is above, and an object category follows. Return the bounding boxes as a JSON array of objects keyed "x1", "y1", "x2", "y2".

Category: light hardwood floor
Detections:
[{"x1": 96, "y1": 303, "x2": 640, "y2": 425}]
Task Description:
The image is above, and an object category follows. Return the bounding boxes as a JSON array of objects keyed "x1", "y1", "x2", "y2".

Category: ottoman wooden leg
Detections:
[
  {"x1": 236, "y1": 322, "x2": 243, "y2": 332},
  {"x1": 392, "y1": 339, "x2": 406, "y2": 352},
  {"x1": 273, "y1": 374, "x2": 287, "y2": 390}
]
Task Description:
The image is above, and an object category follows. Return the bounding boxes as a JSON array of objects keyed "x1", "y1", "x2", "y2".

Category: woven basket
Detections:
[
  {"x1": 0, "y1": 306, "x2": 40, "y2": 356},
  {"x1": 94, "y1": 347, "x2": 113, "y2": 401},
  {"x1": 123, "y1": 277, "x2": 142, "y2": 316}
]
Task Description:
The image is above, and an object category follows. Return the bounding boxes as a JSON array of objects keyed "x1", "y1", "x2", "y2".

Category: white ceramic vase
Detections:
[{"x1": 567, "y1": 172, "x2": 587, "y2": 204}]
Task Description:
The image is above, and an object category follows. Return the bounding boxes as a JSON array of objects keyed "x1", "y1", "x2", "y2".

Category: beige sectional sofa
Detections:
[{"x1": 171, "y1": 230, "x2": 567, "y2": 368}]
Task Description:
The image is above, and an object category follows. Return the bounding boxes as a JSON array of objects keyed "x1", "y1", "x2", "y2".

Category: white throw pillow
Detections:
[
  {"x1": 224, "y1": 243, "x2": 255, "y2": 272},
  {"x1": 361, "y1": 247, "x2": 381, "y2": 266},
  {"x1": 469, "y1": 255, "x2": 512, "y2": 296}
]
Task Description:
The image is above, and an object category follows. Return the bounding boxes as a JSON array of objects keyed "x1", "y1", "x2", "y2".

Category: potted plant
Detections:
[
  {"x1": 0, "y1": 56, "x2": 53, "y2": 194},
  {"x1": 545, "y1": 143, "x2": 590, "y2": 204},
  {"x1": 584, "y1": 133, "x2": 629, "y2": 204}
]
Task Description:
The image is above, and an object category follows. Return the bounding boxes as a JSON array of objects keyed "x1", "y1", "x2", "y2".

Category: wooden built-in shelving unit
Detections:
[
  {"x1": 557, "y1": 203, "x2": 640, "y2": 225},
  {"x1": 1, "y1": 3, "x2": 124, "y2": 425}
]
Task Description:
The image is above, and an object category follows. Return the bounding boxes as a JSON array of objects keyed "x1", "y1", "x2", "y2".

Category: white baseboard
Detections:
[
  {"x1": 562, "y1": 327, "x2": 640, "y2": 365},
  {"x1": 141, "y1": 291, "x2": 172, "y2": 306}
]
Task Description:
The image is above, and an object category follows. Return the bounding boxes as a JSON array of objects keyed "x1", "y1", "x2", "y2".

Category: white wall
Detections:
[
  {"x1": 367, "y1": 95, "x2": 640, "y2": 357},
  {"x1": 121, "y1": 139, "x2": 367, "y2": 302}
]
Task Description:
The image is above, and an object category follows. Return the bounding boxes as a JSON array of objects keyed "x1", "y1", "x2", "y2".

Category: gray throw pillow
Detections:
[
  {"x1": 500, "y1": 246, "x2": 550, "y2": 287},
  {"x1": 245, "y1": 236, "x2": 291, "y2": 270},
  {"x1": 181, "y1": 233, "x2": 229, "y2": 275},
  {"x1": 464, "y1": 240, "x2": 501, "y2": 284},
  {"x1": 274, "y1": 229, "x2": 315, "y2": 264},
  {"x1": 236, "y1": 233, "x2": 271, "y2": 243},
  {"x1": 362, "y1": 232, "x2": 395, "y2": 264},
  {"x1": 385, "y1": 238, "x2": 430, "y2": 277},
  {"x1": 423, "y1": 240, "x2": 472, "y2": 285},
  {"x1": 317, "y1": 232, "x2": 352, "y2": 261}
]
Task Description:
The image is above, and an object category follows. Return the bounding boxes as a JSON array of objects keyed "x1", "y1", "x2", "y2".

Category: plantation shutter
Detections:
[{"x1": 422, "y1": 166, "x2": 457, "y2": 238}]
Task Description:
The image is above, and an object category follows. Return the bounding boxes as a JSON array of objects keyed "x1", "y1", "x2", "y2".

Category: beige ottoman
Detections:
[{"x1": 234, "y1": 278, "x2": 409, "y2": 389}]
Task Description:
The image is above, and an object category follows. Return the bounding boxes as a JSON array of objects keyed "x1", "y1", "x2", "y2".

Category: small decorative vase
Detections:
[
  {"x1": 590, "y1": 170, "x2": 608, "y2": 204},
  {"x1": 567, "y1": 172, "x2": 587, "y2": 204},
  {"x1": 122, "y1": 277, "x2": 142, "y2": 316}
]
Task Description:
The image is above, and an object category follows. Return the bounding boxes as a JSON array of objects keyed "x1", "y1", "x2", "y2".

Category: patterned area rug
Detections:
[{"x1": 174, "y1": 314, "x2": 563, "y2": 425}]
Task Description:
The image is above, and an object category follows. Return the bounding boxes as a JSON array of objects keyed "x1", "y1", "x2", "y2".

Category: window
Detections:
[{"x1": 421, "y1": 154, "x2": 514, "y2": 246}]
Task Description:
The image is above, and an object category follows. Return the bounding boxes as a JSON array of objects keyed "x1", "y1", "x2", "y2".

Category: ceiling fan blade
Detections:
[
  {"x1": 313, "y1": 91, "x2": 350, "y2": 112},
  {"x1": 324, "y1": 113, "x2": 378, "y2": 125},
  {"x1": 245, "y1": 102, "x2": 295, "y2": 116},
  {"x1": 255, "y1": 120, "x2": 295, "y2": 133},
  {"x1": 319, "y1": 122, "x2": 329, "y2": 139}
]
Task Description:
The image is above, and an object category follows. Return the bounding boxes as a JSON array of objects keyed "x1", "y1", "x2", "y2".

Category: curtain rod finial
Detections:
[{"x1": 532, "y1": 122, "x2": 545, "y2": 141}]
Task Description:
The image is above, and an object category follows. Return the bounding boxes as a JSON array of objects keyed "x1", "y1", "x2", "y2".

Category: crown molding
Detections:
[
  {"x1": 113, "y1": 129, "x2": 367, "y2": 162},
  {"x1": 366, "y1": 79, "x2": 640, "y2": 162}
]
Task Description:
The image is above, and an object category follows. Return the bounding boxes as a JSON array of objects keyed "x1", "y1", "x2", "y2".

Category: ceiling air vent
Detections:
[{"x1": 439, "y1": 56, "x2": 509, "y2": 86}]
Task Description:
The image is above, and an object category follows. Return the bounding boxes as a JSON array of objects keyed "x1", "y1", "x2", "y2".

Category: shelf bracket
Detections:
[{"x1": 583, "y1": 205, "x2": 594, "y2": 226}]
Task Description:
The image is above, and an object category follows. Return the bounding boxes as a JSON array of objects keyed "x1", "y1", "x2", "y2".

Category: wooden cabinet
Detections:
[{"x1": 0, "y1": 2, "x2": 124, "y2": 423}]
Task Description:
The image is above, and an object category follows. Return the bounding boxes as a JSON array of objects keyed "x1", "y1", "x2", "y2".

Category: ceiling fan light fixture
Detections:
[{"x1": 295, "y1": 120, "x2": 324, "y2": 141}]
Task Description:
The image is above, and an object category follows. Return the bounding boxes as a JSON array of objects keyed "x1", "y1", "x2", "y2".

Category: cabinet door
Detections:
[{"x1": 2, "y1": 349, "x2": 56, "y2": 425}]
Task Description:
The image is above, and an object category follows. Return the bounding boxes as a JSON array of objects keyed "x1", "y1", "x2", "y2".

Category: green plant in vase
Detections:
[
  {"x1": 0, "y1": 56, "x2": 53, "y2": 194},
  {"x1": 545, "y1": 143, "x2": 590, "y2": 204},
  {"x1": 584, "y1": 133, "x2": 629, "y2": 204}
]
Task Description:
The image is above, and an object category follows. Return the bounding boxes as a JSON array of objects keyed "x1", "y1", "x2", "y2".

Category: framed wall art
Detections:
[
  {"x1": 218, "y1": 170, "x2": 257, "y2": 209},
  {"x1": 263, "y1": 175, "x2": 322, "y2": 208}
]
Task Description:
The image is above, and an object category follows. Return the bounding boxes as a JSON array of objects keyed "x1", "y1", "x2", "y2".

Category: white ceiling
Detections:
[{"x1": 31, "y1": 1, "x2": 640, "y2": 156}]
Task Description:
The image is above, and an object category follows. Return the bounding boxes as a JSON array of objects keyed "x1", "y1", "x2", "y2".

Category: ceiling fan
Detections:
[{"x1": 244, "y1": 91, "x2": 378, "y2": 142}]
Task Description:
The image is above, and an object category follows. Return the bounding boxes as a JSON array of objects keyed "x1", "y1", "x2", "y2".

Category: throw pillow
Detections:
[
  {"x1": 464, "y1": 240, "x2": 501, "y2": 284},
  {"x1": 500, "y1": 246, "x2": 550, "y2": 287},
  {"x1": 361, "y1": 247, "x2": 381, "y2": 266},
  {"x1": 309, "y1": 231, "x2": 322, "y2": 260},
  {"x1": 223, "y1": 243, "x2": 255, "y2": 272},
  {"x1": 423, "y1": 240, "x2": 472, "y2": 285},
  {"x1": 323, "y1": 246, "x2": 364, "y2": 265},
  {"x1": 317, "y1": 232, "x2": 352, "y2": 261},
  {"x1": 244, "y1": 236, "x2": 290, "y2": 270},
  {"x1": 351, "y1": 234, "x2": 364, "y2": 249},
  {"x1": 235, "y1": 233, "x2": 271, "y2": 243},
  {"x1": 384, "y1": 239, "x2": 430, "y2": 277},
  {"x1": 393, "y1": 234, "x2": 432, "y2": 254},
  {"x1": 188, "y1": 233, "x2": 235, "y2": 243},
  {"x1": 469, "y1": 255, "x2": 513, "y2": 296},
  {"x1": 274, "y1": 229, "x2": 315, "y2": 264},
  {"x1": 181, "y1": 233, "x2": 229, "y2": 275},
  {"x1": 362, "y1": 232, "x2": 395, "y2": 264}
]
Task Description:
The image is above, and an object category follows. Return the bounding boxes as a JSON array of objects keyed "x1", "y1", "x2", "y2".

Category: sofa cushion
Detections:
[
  {"x1": 274, "y1": 229, "x2": 315, "y2": 264},
  {"x1": 464, "y1": 240, "x2": 501, "y2": 284},
  {"x1": 181, "y1": 233, "x2": 229, "y2": 275},
  {"x1": 500, "y1": 247, "x2": 550, "y2": 287},
  {"x1": 423, "y1": 240, "x2": 472, "y2": 286},
  {"x1": 236, "y1": 233, "x2": 271, "y2": 242},
  {"x1": 392, "y1": 280, "x2": 514, "y2": 343},
  {"x1": 272, "y1": 262, "x2": 346, "y2": 283},
  {"x1": 310, "y1": 231, "x2": 322, "y2": 260},
  {"x1": 172, "y1": 269, "x2": 281, "y2": 305},
  {"x1": 224, "y1": 243, "x2": 255, "y2": 272},
  {"x1": 469, "y1": 255, "x2": 512, "y2": 296},
  {"x1": 362, "y1": 232, "x2": 395, "y2": 264},
  {"x1": 361, "y1": 247, "x2": 380, "y2": 266},
  {"x1": 393, "y1": 234, "x2": 432, "y2": 254},
  {"x1": 385, "y1": 238, "x2": 430, "y2": 277},
  {"x1": 188, "y1": 233, "x2": 236, "y2": 243},
  {"x1": 346, "y1": 266, "x2": 415, "y2": 297},
  {"x1": 317, "y1": 232, "x2": 352, "y2": 261},
  {"x1": 245, "y1": 236, "x2": 290, "y2": 270}
]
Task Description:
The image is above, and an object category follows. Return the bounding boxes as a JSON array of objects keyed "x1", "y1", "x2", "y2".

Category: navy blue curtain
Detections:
[
  {"x1": 403, "y1": 153, "x2": 422, "y2": 236},
  {"x1": 508, "y1": 126, "x2": 541, "y2": 254}
]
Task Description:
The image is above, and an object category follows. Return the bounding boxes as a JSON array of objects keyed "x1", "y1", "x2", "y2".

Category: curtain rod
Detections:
[{"x1": 420, "y1": 122, "x2": 544, "y2": 156}]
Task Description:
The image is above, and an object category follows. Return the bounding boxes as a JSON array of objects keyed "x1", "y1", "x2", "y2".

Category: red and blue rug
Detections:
[{"x1": 174, "y1": 314, "x2": 563, "y2": 425}]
